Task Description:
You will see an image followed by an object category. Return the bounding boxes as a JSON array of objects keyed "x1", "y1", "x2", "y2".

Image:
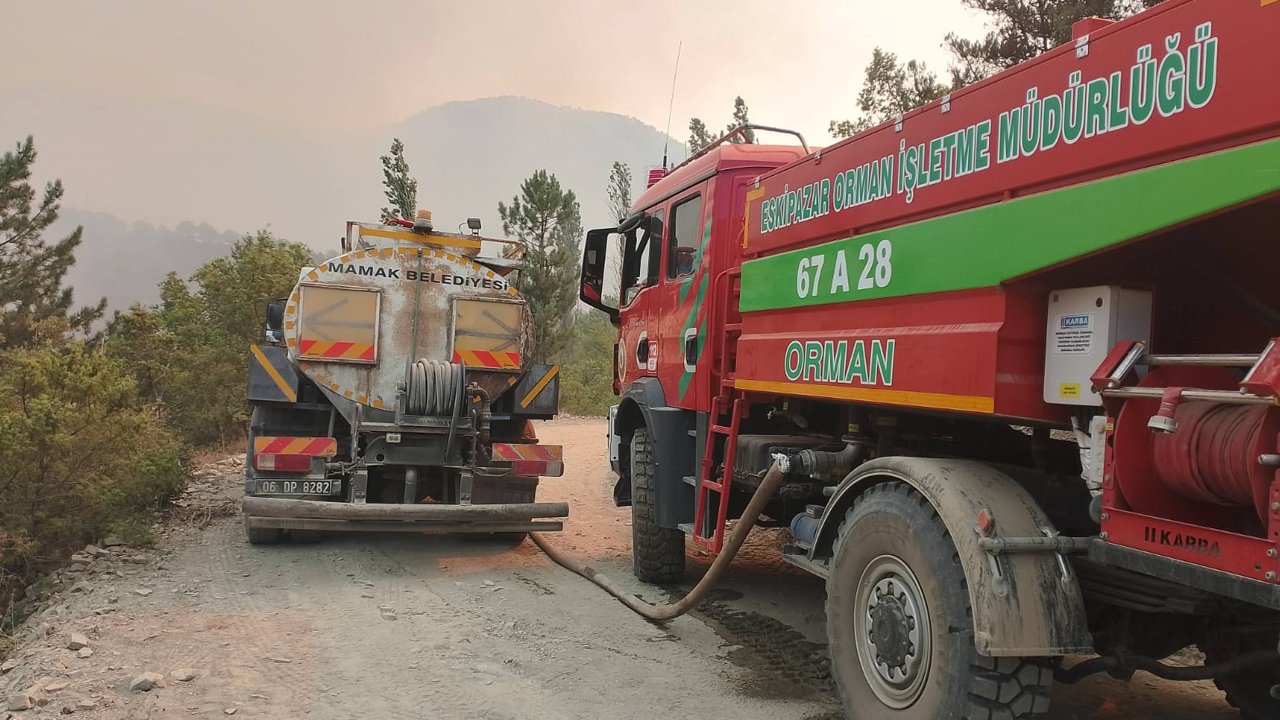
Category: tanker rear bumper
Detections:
[{"x1": 242, "y1": 496, "x2": 568, "y2": 534}]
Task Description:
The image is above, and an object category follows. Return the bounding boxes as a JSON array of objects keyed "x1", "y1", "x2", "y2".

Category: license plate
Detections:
[{"x1": 256, "y1": 479, "x2": 340, "y2": 495}]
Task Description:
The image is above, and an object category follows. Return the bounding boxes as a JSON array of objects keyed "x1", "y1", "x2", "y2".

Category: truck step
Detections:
[
  {"x1": 780, "y1": 551, "x2": 830, "y2": 579},
  {"x1": 682, "y1": 475, "x2": 697, "y2": 486}
]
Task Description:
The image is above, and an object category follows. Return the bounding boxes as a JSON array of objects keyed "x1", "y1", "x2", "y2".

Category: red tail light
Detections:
[
  {"x1": 509, "y1": 459, "x2": 566, "y2": 478},
  {"x1": 253, "y1": 453, "x2": 312, "y2": 473},
  {"x1": 491, "y1": 443, "x2": 565, "y2": 478}
]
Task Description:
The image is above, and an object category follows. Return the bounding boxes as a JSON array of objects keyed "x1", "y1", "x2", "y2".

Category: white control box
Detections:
[{"x1": 1044, "y1": 286, "x2": 1152, "y2": 406}]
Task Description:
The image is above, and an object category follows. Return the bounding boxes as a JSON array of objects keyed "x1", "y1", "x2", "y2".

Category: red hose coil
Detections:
[{"x1": 1150, "y1": 402, "x2": 1266, "y2": 511}]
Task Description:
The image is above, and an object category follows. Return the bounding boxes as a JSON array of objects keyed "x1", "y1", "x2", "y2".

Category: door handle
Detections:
[{"x1": 683, "y1": 327, "x2": 699, "y2": 371}]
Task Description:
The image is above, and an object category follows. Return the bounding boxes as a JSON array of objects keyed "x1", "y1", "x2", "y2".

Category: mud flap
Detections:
[
  {"x1": 615, "y1": 379, "x2": 694, "y2": 527},
  {"x1": 814, "y1": 457, "x2": 1094, "y2": 657}
]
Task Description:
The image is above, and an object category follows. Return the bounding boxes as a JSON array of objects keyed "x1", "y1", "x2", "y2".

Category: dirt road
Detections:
[{"x1": 0, "y1": 418, "x2": 1242, "y2": 719}]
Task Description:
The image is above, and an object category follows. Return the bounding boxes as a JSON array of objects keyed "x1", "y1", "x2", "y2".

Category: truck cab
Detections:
[{"x1": 581, "y1": 134, "x2": 807, "y2": 515}]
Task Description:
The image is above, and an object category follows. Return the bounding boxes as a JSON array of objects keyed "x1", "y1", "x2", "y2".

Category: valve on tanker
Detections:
[{"x1": 1146, "y1": 387, "x2": 1185, "y2": 434}]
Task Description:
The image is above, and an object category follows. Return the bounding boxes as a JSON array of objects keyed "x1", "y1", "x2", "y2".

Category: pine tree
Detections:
[
  {"x1": 726, "y1": 96, "x2": 756, "y2": 143},
  {"x1": 498, "y1": 171, "x2": 582, "y2": 363},
  {"x1": 829, "y1": 49, "x2": 950, "y2": 139},
  {"x1": 0, "y1": 136, "x2": 104, "y2": 348},
  {"x1": 687, "y1": 118, "x2": 715, "y2": 155},
  {"x1": 829, "y1": 1, "x2": 1163, "y2": 139},
  {"x1": 605, "y1": 161, "x2": 633, "y2": 280},
  {"x1": 946, "y1": 0, "x2": 1165, "y2": 84},
  {"x1": 689, "y1": 96, "x2": 758, "y2": 153},
  {"x1": 606, "y1": 161, "x2": 633, "y2": 224},
  {"x1": 379, "y1": 138, "x2": 418, "y2": 222}
]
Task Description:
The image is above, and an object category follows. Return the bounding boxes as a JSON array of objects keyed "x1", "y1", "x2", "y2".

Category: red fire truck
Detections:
[{"x1": 580, "y1": 1, "x2": 1280, "y2": 717}]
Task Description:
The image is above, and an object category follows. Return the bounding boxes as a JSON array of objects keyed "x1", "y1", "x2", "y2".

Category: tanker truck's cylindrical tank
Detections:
[{"x1": 280, "y1": 244, "x2": 532, "y2": 419}]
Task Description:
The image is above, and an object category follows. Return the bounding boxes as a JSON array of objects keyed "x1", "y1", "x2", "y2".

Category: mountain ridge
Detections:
[{"x1": 2, "y1": 92, "x2": 681, "y2": 310}]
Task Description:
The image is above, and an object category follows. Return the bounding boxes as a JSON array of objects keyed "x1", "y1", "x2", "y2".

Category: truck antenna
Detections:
[{"x1": 660, "y1": 41, "x2": 682, "y2": 171}]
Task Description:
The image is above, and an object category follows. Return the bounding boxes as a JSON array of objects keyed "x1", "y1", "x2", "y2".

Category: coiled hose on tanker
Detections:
[
  {"x1": 529, "y1": 460, "x2": 786, "y2": 623},
  {"x1": 406, "y1": 360, "x2": 463, "y2": 416}
]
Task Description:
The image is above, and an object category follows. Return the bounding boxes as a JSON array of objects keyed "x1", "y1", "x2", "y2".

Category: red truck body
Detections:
[{"x1": 582, "y1": 1, "x2": 1280, "y2": 717}]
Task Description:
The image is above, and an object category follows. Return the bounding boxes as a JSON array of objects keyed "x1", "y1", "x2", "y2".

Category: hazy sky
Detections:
[{"x1": 2, "y1": 0, "x2": 987, "y2": 146}]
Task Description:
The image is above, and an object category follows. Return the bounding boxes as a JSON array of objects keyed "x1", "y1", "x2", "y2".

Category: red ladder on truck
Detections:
[{"x1": 690, "y1": 268, "x2": 744, "y2": 552}]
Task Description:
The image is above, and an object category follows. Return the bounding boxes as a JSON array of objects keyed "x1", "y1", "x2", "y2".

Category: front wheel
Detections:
[
  {"x1": 630, "y1": 428, "x2": 685, "y2": 583},
  {"x1": 826, "y1": 481, "x2": 1053, "y2": 719}
]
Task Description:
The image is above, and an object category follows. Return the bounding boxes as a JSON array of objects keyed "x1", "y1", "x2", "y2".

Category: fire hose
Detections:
[
  {"x1": 530, "y1": 453, "x2": 1280, "y2": 692},
  {"x1": 529, "y1": 460, "x2": 786, "y2": 623}
]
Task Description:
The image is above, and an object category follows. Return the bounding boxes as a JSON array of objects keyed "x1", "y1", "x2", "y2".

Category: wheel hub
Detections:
[
  {"x1": 854, "y1": 556, "x2": 932, "y2": 709},
  {"x1": 869, "y1": 591, "x2": 913, "y2": 669}
]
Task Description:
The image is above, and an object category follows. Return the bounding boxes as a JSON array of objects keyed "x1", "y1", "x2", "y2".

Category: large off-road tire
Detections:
[
  {"x1": 826, "y1": 481, "x2": 1053, "y2": 720},
  {"x1": 245, "y1": 522, "x2": 281, "y2": 545},
  {"x1": 1210, "y1": 637, "x2": 1280, "y2": 720},
  {"x1": 630, "y1": 428, "x2": 685, "y2": 584},
  {"x1": 1216, "y1": 672, "x2": 1280, "y2": 720}
]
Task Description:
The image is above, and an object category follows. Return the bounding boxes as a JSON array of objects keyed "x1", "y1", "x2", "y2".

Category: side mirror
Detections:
[
  {"x1": 580, "y1": 228, "x2": 619, "y2": 323},
  {"x1": 265, "y1": 302, "x2": 285, "y2": 343}
]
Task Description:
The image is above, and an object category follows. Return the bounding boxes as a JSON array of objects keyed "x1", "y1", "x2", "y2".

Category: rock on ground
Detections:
[
  {"x1": 128, "y1": 672, "x2": 165, "y2": 692},
  {"x1": 5, "y1": 692, "x2": 35, "y2": 712}
]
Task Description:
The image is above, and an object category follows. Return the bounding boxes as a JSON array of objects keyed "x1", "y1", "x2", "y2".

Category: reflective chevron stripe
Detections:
[
  {"x1": 453, "y1": 349, "x2": 521, "y2": 369},
  {"x1": 299, "y1": 340, "x2": 376, "y2": 361},
  {"x1": 253, "y1": 437, "x2": 339, "y2": 457}
]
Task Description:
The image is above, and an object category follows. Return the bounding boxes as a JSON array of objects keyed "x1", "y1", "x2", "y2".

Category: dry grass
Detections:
[
  {"x1": 166, "y1": 499, "x2": 239, "y2": 530},
  {"x1": 189, "y1": 443, "x2": 243, "y2": 467}
]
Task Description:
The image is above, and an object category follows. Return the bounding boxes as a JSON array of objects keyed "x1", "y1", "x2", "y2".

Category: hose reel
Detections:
[{"x1": 406, "y1": 360, "x2": 464, "y2": 416}]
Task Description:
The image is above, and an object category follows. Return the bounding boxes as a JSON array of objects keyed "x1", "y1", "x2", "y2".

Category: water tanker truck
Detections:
[
  {"x1": 580, "y1": 1, "x2": 1280, "y2": 717},
  {"x1": 243, "y1": 211, "x2": 567, "y2": 542}
]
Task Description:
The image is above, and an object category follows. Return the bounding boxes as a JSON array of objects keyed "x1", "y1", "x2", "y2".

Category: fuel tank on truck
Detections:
[{"x1": 280, "y1": 235, "x2": 534, "y2": 424}]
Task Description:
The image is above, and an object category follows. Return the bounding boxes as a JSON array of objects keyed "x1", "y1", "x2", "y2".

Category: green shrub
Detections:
[
  {"x1": 557, "y1": 311, "x2": 617, "y2": 416},
  {"x1": 0, "y1": 344, "x2": 184, "y2": 621},
  {"x1": 106, "y1": 230, "x2": 311, "y2": 448}
]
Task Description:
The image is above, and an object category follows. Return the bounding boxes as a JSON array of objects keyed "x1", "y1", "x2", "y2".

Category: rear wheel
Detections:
[
  {"x1": 1210, "y1": 636, "x2": 1280, "y2": 720},
  {"x1": 465, "y1": 475, "x2": 538, "y2": 544},
  {"x1": 245, "y1": 523, "x2": 281, "y2": 545},
  {"x1": 1217, "y1": 671, "x2": 1280, "y2": 720},
  {"x1": 630, "y1": 428, "x2": 685, "y2": 583},
  {"x1": 826, "y1": 481, "x2": 1053, "y2": 719}
]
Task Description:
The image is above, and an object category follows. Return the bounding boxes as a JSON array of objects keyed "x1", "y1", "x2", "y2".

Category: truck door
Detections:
[
  {"x1": 661, "y1": 191, "x2": 709, "y2": 411},
  {"x1": 618, "y1": 210, "x2": 665, "y2": 388}
]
